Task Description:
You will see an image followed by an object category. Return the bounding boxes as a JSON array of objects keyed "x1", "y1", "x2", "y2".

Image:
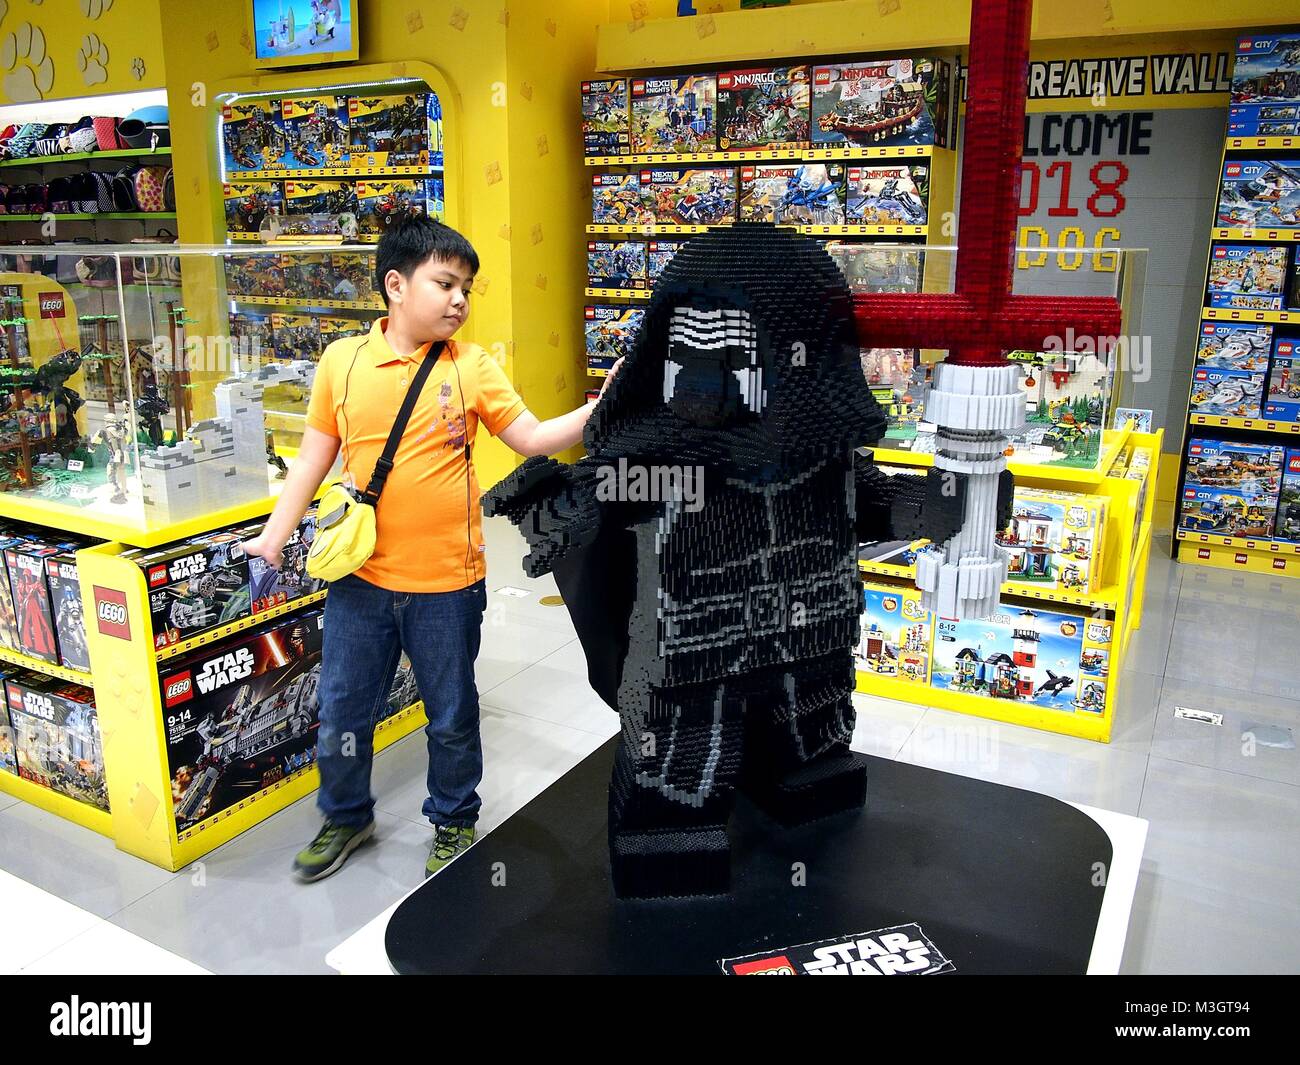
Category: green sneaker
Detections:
[
  {"x1": 292, "y1": 819, "x2": 375, "y2": 882},
  {"x1": 425, "y1": 824, "x2": 476, "y2": 878}
]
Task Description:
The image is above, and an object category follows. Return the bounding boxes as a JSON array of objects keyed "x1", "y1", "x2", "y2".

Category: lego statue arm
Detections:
[{"x1": 482, "y1": 455, "x2": 604, "y2": 578}]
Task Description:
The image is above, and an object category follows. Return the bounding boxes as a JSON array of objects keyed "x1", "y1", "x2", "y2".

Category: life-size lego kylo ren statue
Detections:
[{"x1": 485, "y1": 224, "x2": 1008, "y2": 899}]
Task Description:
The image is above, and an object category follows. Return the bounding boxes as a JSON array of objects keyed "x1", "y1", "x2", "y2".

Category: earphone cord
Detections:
[
  {"x1": 450, "y1": 346, "x2": 473, "y2": 590},
  {"x1": 339, "y1": 337, "x2": 365, "y2": 493}
]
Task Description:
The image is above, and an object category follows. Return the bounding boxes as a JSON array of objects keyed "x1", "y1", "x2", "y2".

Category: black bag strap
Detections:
[{"x1": 361, "y1": 341, "x2": 444, "y2": 505}]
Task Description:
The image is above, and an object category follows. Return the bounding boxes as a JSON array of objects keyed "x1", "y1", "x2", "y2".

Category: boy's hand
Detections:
[
  {"x1": 595, "y1": 357, "x2": 624, "y2": 402},
  {"x1": 242, "y1": 533, "x2": 285, "y2": 571}
]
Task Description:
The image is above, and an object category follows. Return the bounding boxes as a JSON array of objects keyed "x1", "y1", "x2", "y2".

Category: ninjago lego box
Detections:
[
  {"x1": 45, "y1": 553, "x2": 89, "y2": 672},
  {"x1": 1217, "y1": 160, "x2": 1300, "y2": 230},
  {"x1": 1275, "y1": 448, "x2": 1300, "y2": 541},
  {"x1": 278, "y1": 95, "x2": 349, "y2": 169},
  {"x1": 856, "y1": 581, "x2": 932, "y2": 684},
  {"x1": 1263, "y1": 335, "x2": 1300, "y2": 422},
  {"x1": 159, "y1": 609, "x2": 323, "y2": 834},
  {"x1": 221, "y1": 99, "x2": 282, "y2": 172},
  {"x1": 5, "y1": 543, "x2": 61, "y2": 664},
  {"x1": 5, "y1": 671, "x2": 107, "y2": 810},
  {"x1": 587, "y1": 239, "x2": 648, "y2": 289},
  {"x1": 582, "y1": 79, "x2": 631, "y2": 157},
  {"x1": 1193, "y1": 321, "x2": 1273, "y2": 372},
  {"x1": 630, "y1": 74, "x2": 717, "y2": 154},
  {"x1": 240, "y1": 508, "x2": 325, "y2": 617},
  {"x1": 738, "y1": 163, "x2": 844, "y2": 224},
  {"x1": 134, "y1": 531, "x2": 251, "y2": 651},
  {"x1": 846, "y1": 163, "x2": 929, "y2": 226},
  {"x1": 1205, "y1": 243, "x2": 1289, "y2": 310},
  {"x1": 1228, "y1": 34, "x2": 1300, "y2": 137},
  {"x1": 997, "y1": 486, "x2": 1108, "y2": 594},
  {"x1": 347, "y1": 92, "x2": 442, "y2": 168},
  {"x1": 585, "y1": 305, "x2": 644, "y2": 376},
  {"x1": 592, "y1": 172, "x2": 653, "y2": 226},
  {"x1": 716, "y1": 65, "x2": 811, "y2": 151},
  {"x1": 811, "y1": 57, "x2": 950, "y2": 148},
  {"x1": 1188, "y1": 365, "x2": 1266, "y2": 419},
  {"x1": 223, "y1": 181, "x2": 284, "y2": 236},
  {"x1": 640, "y1": 167, "x2": 736, "y2": 225}
]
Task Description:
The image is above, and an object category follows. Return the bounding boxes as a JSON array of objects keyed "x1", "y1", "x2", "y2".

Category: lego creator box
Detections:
[
  {"x1": 587, "y1": 240, "x2": 647, "y2": 289},
  {"x1": 329, "y1": 251, "x2": 374, "y2": 301},
  {"x1": 738, "y1": 163, "x2": 844, "y2": 224},
  {"x1": 846, "y1": 163, "x2": 929, "y2": 226},
  {"x1": 1193, "y1": 321, "x2": 1273, "y2": 372},
  {"x1": 812, "y1": 57, "x2": 948, "y2": 148},
  {"x1": 930, "y1": 604, "x2": 1096, "y2": 713},
  {"x1": 45, "y1": 553, "x2": 88, "y2": 672},
  {"x1": 6, "y1": 673, "x2": 107, "y2": 809},
  {"x1": 1184, "y1": 437, "x2": 1285, "y2": 494},
  {"x1": 585, "y1": 305, "x2": 644, "y2": 376},
  {"x1": 244, "y1": 510, "x2": 325, "y2": 616},
  {"x1": 1229, "y1": 34, "x2": 1300, "y2": 134},
  {"x1": 221, "y1": 99, "x2": 282, "y2": 172},
  {"x1": 856, "y1": 582, "x2": 932, "y2": 684},
  {"x1": 159, "y1": 610, "x2": 323, "y2": 833},
  {"x1": 641, "y1": 167, "x2": 736, "y2": 225},
  {"x1": 136, "y1": 532, "x2": 251, "y2": 651},
  {"x1": 1188, "y1": 365, "x2": 1266, "y2": 419},
  {"x1": 1179, "y1": 483, "x2": 1278, "y2": 537},
  {"x1": 1263, "y1": 336, "x2": 1300, "y2": 422},
  {"x1": 997, "y1": 487, "x2": 1108, "y2": 594},
  {"x1": 272, "y1": 313, "x2": 322, "y2": 362},
  {"x1": 223, "y1": 181, "x2": 284, "y2": 235},
  {"x1": 716, "y1": 65, "x2": 811, "y2": 151},
  {"x1": 355, "y1": 179, "x2": 425, "y2": 237},
  {"x1": 1275, "y1": 448, "x2": 1300, "y2": 541},
  {"x1": 278, "y1": 95, "x2": 349, "y2": 169},
  {"x1": 647, "y1": 239, "x2": 685, "y2": 285},
  {"x1": 1206, "y1": 243, "x2": 1289, "y2": 310},
  {"x1": 347, "y1": 92, "x2": 442, "y2": 167},
  {"x1": 592, "y1": 172, "x2": 652, "y2": 225},
  {"x1": 630, "y1": 74, "x2": 717, "y2": 154},
  {"x1": 582, "y1": 79, "x2": 631, "y2": 157},
  {"x1": 224, "y1": 252, "x2": 285, "y2": 297},
  {"x1": 283, "y1": 178, "x2": 357, "y2": 220},
  {"x1": 6, "y1": 544, "x2": 59, "y2": 664},
  {"x1": 1218, "y1": 160, "x2": 1300, "y2": 230}
]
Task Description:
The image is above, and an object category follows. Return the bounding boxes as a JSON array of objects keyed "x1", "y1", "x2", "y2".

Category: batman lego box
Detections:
[
  {"x1": 223, "y1": 181, "x2": 284, "y2": 236},
  {"x1": 224, "y1": 251, "x2": 285, "y2": 297},
  {"x1": 355, "y1": 179, "x2": 426, "y2": 237},
  {"x1": 283, "y1": 179, "x2": 357, "y2": 220},
  {"x1": 278, "y1": 95, "x2": 349, "y2": 169},
  {"x1": 287, "y1": 252, "x2": 337, "y2": 302},
  {"x1": 329, "y1": 251, "x2": 375, "y2": 301},
  {"x1": 221, "y1": 99, "x2": 282, "y2": 173},
  {"x1": 347, "y1": 92, "x2": 442, "y2": 168},
  {"x1": 134, "y1": 532, "x2": 251, "y2": 651},
  {"x1": 272, "y1": 313, "x2": 322, "y2": 362},
  {"x1": 158, "y1": 610, "x2": 323, "y2": 835},
  {"x1": 6, "y1": 671, "x2": 107, "y2": 809}
]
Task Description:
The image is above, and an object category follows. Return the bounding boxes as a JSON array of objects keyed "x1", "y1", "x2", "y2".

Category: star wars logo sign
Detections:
[
  {"x1": 37, "y1": 292, "x2": 66, "y2": 319},
  {"x1": 22, "y1": 692, "x2": 57, "y2": 722},
  {"x1": 721, "y1": 923, "x2": 955, "y2": 976},
  {"x1": 155, "y1": 553, "x2": 207, "y2": 586},
  {"x1": 93, "y1": 586, "x2": 131, "y2": 641},
  {"x1": 196, "y1": 647, "x2": 255, "y2": 695}
]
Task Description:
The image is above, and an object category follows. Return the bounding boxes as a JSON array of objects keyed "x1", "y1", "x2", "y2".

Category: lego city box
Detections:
[
  {"x1": 1205, "y1": 243, "x2": 1289, "y2": 311},
  {"x1": 998, "y1": 486, "x2": 1108, "y2": 594},
  {"x1": 5, "y1": 671, "x2": 106, "y2": 810},
  {"x1": 1275, "y1": 448, "x2": 1300, "y2": 542},
  {"x1": 5, "y1": 543, "x2": 60, "y2": 664},
  {"x1": 856, "y1": 581, "x2": 932, "y2": 684},
  {"x1": 591, "y1": 172, "x2": 652, "y2": 226},
  {"x1": 811, "y1": 57, "x2": 950, "y2": 148},
  {"x1": 278, "y1": 95, "x2": 349, "y2": 169},
  {"x1": 716, "y1": 65, "x2": 811, "y2": 151},
  {"x1": 640, "y1": 167, "x2": 736, "y2": 225},
  {"x1": 1229, "y1": 33, "x2": 1300, "y2": 135},
  {"x1": 1179, "y1": 482, "x2": 1278, "y2": 537},
  {"x1": 737, "y1": 163, "x2": 845, "y2": 225},
  {"x1": 630, "y1": 74, "x2": 718, "y2": 154},
  {"x1": 1217, "y1": 160, "x2": 1300, "y2": 230},
  {"x1": 585, "y1": 305, "x2": 645, "y2": 376},
  {"x1": 1188, "y1": 365, "x2": 1266, "y2": 419},
  {"x1": 355, "y1": 179, "x2": 426, "y2": 238},
  {"x1": 45, "y1": 552, "x2": 89, "y2": 672},
  {"x1": 587, "y1": 239, "x2": 648, "y2": 289},
  {"x1": 1193, "y1": 321, "x2": 1273, "y2": 372},
  {"x1": 347, "y1": 92, "x2": 442, "y2": 168},
  {"x1": 135, "y1": 532, "x2": 251, "y2": 651},
  {"x1": 158, "y1": 609, "x2": 324, "y2": 834},
  {"x1": 221, "y1": 99, "x2": 282, "y2": 172},
  {"x1": 1263, "y1": 336, "x2": 1300, "y2": 422},
  {"x1": 271, "y1": 313, "x2": 322, "y2": 362},
  {"x1": 1184, "y1": 437, "x2": 1285, "y2": 495},
  {"x1": 846, "y1": 163, "x2": 930, "y2": 226},
  {"x1": 582, "y1": 79, "x2": 631, "y2": 157},
  {"x1": 223, "y1": 181, "x2": 284, "y2": 236}
]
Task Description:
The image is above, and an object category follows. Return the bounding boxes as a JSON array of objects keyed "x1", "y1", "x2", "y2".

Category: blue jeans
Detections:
[{"x1": 315, "y1": 573, "x2": 487, "y2": 829}]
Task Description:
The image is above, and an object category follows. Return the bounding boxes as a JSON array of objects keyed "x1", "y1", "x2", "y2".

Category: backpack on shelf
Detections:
[
  {"x1": 93, "y1": 116, "x2": 127, "y2": 151},
  {"x1": 109, "y1": 166, "x2": 140, "y2": 210},
  {"x1": 134, "y1": 165, "x2": 170, "y2": 213},
  {"x1": 32, "y1": 125, "x2": 68, "y2": 157},
  {"x1": 48, "y1": 175, "x2": 74, "y2": 213}
]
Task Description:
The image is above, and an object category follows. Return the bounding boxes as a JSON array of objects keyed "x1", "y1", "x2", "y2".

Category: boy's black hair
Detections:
[{"x1": 373, "y1": 215, "x2": 479, "y2": 306}]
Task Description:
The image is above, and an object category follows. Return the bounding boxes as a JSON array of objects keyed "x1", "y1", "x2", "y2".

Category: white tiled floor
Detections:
[{"x1": 0, "y1": 518, "x2": 1296, "y2": 973}]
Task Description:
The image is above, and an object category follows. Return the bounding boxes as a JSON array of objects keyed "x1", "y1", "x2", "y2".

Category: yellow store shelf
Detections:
[
  {"x1": 1178, "y1": 538, "x2": 1300, "y2": 577},
  {"x1": 0, "y1": 771, "x2": 113, "y2": 838},
  {"x1": 236, "y1": 165, "x2": 441, "y2": 179},
  {"x1": 1211, "y1": 227, "x2": 1300, "y2": 243},
  {"x1": 586, "y1": 222, "x2": 720, "y2": 234},
  {"x1": 583, "y1": 145, "x2": 935, "y2": 166},
  {"x1": 1225, "y1": 135, "x2": 1300, "y2": 151},
  {"x1": 584, "y1": 287, "x2": 652, "y2": 300},
  {"x1": 153, "y1": 590, "x2": 329, "y2": 664},
  {"x1": 230, "y1": 294, "x2": 383, "y2": 310},
  {"x1": 857, "y1": 558, "x2": 1119, "y2": 609},
  {"x1": 1201, "y1": 307, "x2": 1300, "y2": 324},
  {"x1": 0, "y1": 645, "x2": 92, "y2": 685},
  {"x1": 1188, "y1": 413, "x2": 1300, "y2": 435},
  {"x1": 585, "y1": 221, "x2": 926, "y2": 237},
  {"x1": 1176, "y1": 528, "x2": 1300, "y2": 554}
]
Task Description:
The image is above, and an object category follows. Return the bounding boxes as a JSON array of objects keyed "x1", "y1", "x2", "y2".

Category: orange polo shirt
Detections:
[{"x1": 305, "y1": 318, "x2": 527, "y2": 592}]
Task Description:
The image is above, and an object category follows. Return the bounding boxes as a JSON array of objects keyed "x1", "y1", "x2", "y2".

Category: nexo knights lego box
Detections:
[
  {"x1": 159, "y1": 609, "x2": 324, "y2": 834},
  {"x1": 1218, "y1": 160, "x2": 1300, "y2": 230},
  {"x1": 45, "y1": 553, "x2": 88, "y2": 672},
  {"x1": 355, "y1": 179, "x2": 426, "y2": 238},
  {"x1": 6, "y1": 672, "x2": 107, "y2": 809},
  {"x1": 1194, "y1": 321, "x2": 1273, "y2": 372},
  {"x1": 137, "y1": 533, "x2": 251, "y2": 651},
  {"x1": 1179, "y1": 482, "x2": 1278, "y2": 537},
  {"x1": 738, "y1": 163, "x2": 844, "y2": 224},
  {"x1": 5, "y1": 544, "x2": 59, "y2": 664},
  {"x1": 857, "y1": 581, "x2": 932, "y2": 684},
  {"x1": 1206, "y1": 243, "x2": 1290, "y2": 310},
  {"x1": 592, "y1": 172, "x2": 652, "y2": 226},
  {"x1": 998, "y1": 486, "x2": 1108, "y2": 594},
  {"x1": 1228, "y1": 34, "x2": 1300, "y2": 137},
  {"x1": 1184, "y1": 437, "x2": 1284, "y2": 495},
  {"x1": 587, "y1": 240, "x2": 647, "y2": 290},
  {"x1": 585, "y1": 305, "x2": 645, "y2": 376},
  {"x1": 244, "y1": 509, "x2": 325, "y2": 617},
  {"x1": 223, "y1": 181, "x2": 284, "y2": 235},
  {"x1": 630, "y1": 75, "x2": 717, "y2": 154},
  {"x1": 846, "y1": 163, "x2": 930, "y2": 226},
  {"x1": 224, "y1": 252, "x2": 285, "y2": 297},
  {"x1": 582, "y1": 79, "x2": 631, "y2": 157},
  {"x1": 1275, "y1": 448, "x2": 1300, "y2": 541},
  {"x1": 641, "y1": 167, "x2": 736, "y2": 225},
  {"x1": 330, "y1": 251, "x2": 375, "y2": 301},
  {"x1": 647, "y1": 239, "x2": 685, "y2": 285},
  {"x1": 272, "y1": 313, "x2": 322, "y2": 362},
  {"x1": 278, "y1": 95, "x2": 349, "y2": 169},
  {"x1": 347, "y1": 92, "x2": 442, "y2": 168},
  {"x1": 221, "y1": 99, "x2": 283, "y2": 172},
  {"x1": 1264, "y1": 336, "x2": 1300, "y2": 422},
  {"x1": 1189, "y1": 365, "x2": 1266, "y2": 419},
  {"x1": 811, "y1": 58, "x2": 949, "y2": 148},
  {"x1": 717, "y1": 65, "x2": 811, "y2": 151}
]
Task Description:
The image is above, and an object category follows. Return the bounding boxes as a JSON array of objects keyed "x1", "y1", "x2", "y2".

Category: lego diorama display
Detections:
[
  {"x1": 1217, "y1": 160, "x2": 1300, "y2": 230},
  {"x1": 997, "y1": 486, "x2": 1108, "y2": 593},
  {"x1": 587, "y1": 240, "x2": 648, "y2": 289},
  {"x1": 641, "y1": 167, "x2": 736, "y2": 226},
  {"x1": 582, "y1": 79, "x2": 631, "y2": 157},
  {"x1": 1178, "y1": 437, "x2": 1285, "y2": 536},
  {"x1": 846, "y1": 164, "x2": 930, "y2": 226},
  {"x1": 738, "y1": 163, "x2": 845, "y2": 225},
  {"x1": 5, "y1": 670, "x2": 106, "y2": 810},
  {"x1": 1263, "y1": 335, "x2": 1300, "y2": 422},
  {"x1": 716, "y1": 65, "x2": 811, "y2": 151},
  {"x1": 861, "y1": 347, "x2": 927, "y2": 443},
  {"x1": 811, "y1": 58, "x2": 949, "y2": 148},
  {"x1": 1205, "y1": 244, "x2": 1290, "y2": 310},
  {"x1": 1228, "y1": 33, "x2": 1300, "y2": 138},
  {"x1": 630, "y1": 75, "x2": 717, "y2": 154}
]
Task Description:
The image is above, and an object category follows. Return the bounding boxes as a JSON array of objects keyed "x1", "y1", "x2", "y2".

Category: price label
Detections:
[{"x1": 66, "y1": 460, "x2": 85, "y2": 472}]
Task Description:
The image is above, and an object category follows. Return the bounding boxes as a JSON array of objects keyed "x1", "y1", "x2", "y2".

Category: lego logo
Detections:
[
  {"x1": 632, "y1": 80, "x2": 645, "y2": 93},
  {"x1": 1190, "y1": 444, "x2": 1202, "y2": 452},
  {"x1": 582, "y1": 81, "x2": 591, "y2": 91},
  {"x1": 585, "y1": 307, "x2": 595, "y2": 319},
  {"x1": 38, "y1": 293, "x2": 65, "y2": 318},
  {"x1": 1235, "y1": 553, "x2": 1248, "y2": 564},
  {"x1": 814, "y1": 71, "x2": 831, "y2": 84},
  {"x1": 1274, "y1": 559, "x2": 1287, "y2": 570},
  {"x1": 640, "y1": 170, "x2": 651, "y2": 181},
  {"x1": 1184, "y1": 489, "x2": 1196, "y2": 498},
  {"x1": 1282, "y1": 342, "x2": 1294, "y2": 354},
  {"x1": 164, "y1": 674, "x2": 193, "y2": 707},
  {"x1": 93, "y1": 585, "x2": 131, "y2": 640},
  {"x1": 588, "y1": 241, "x2": 596, "y2": 251},
  {"x1": 1226, "y1": 164, "x2": 1242, "y2": 175},
  {"x1": 719, "y1": 75, "x2": 733, "y2": 89},
  {"x1": 286, "y1": 183, "x2": 296, "y2": 194},
  {"x1": 147, "y1": 565, "x2": 168, "y2": 588},
  {"x1": 97, "y1": 601, "x2": 126, "y2": 626},
  {"x1": 1198, "y1": 548, "x2": 1211, "y2": 559},
  {"x1": 1213, "y1": 248, "x2": 1226, "y2": 257},
  {"x1": 733, "y1": 955, "x2": 796, "y2": 975}
]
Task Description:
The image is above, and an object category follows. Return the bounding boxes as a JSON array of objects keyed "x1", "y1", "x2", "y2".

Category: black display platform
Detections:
[{"x1": 385, "y1": 740, "x2": 1112, "y2": 974}]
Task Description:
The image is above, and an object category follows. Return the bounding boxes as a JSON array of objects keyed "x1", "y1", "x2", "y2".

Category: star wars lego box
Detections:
[
  {"x1": 738, "y1": 163, "x2": 845, "y2": 224},
  {"x1": 278, "y1": 95, "x2": 349, "y2": 169},
  {"x1": 271, "y1": 313, "x2": 322, "y2": 362},
  {"x1": 592, "y1": 172, "x2": 652, "y2": 225},
  {"x1": 856, "y1": 581, "x2": 932, "y2": 684},
  {"x1": 1206, "y1": 243, "x2": 1289, "y2": 310},
  {"x1": 355, "y1": 179, "x2": 426, "y2": 238},
  {"x1": 1275, "y1": 448, "x2": 1300, "y2": 542},
  {"x1": 135, "y1": 532, "x2": 251, "y2": 651},
  {"x1": 347, "y1": 92, "x2": 442, "y2": 168},
  {"x1": 998, "y1": 487, "x2": 1108, "y2": 594},
  {"x1": 1228, "y1": 34, "x2": 1300, "y2": 137},
  {"x1": 6, "y1": 672, "x2": 107, "y2": 809},
  {"x1": 1218, "y1": 160, "x2": 1300, "y2": 230},
  {"x1": 585, "y1": 305, "x2": 645, "y2": 376},
  {"x1": 716, "y1": 65, "x2": 811, "y2": 151},
  {"x1": 159, "y1": 609, "x2": 324, "y2": 834},
  {"x1": 0, "y1": 671, "x2": 14, "y2": 776},
  {"x1": 640, "y1": 167, "x2": 736, "y2": 225},
  {"x1": 587, "y1": 240, "x2": 648, "y2": 289},
  {"x1": 846, "y1": 163, "x2": 930, "y2": 226},
  {"x1": 630, "y1": 74, "x2": 718, "y2": 154},
  {"x1": 242, "y1": 508, "x2": 325, "y2": 617},
  {"x1": 223, "y1": 181, "x2": 284, "y2": 235},
  {"x1": 329, "y1": 251, "x2": 375, "y2": 301},
  {"x1": 811, "y1": 58, "x2": 949, "y2": 148},
  {"x1": 6, "y1": 544, "x2": 60, "y2": 664},
  {"x1": 647, "y1": 239, "x2": 685, "y2": 285},
  {"x1": 1188, "y1": 365, "x2": 1266, "y2": 419},
  {"x1": 379, "y1": 652, "x2": 421, "y2": 725},
  {"x1": 221, "y1": 99, "x2": 282, "y2": 173},
  {"x1": 45, "y1": 553, "x2": 89, "y2": 672},
  {"x1": 1184, "y1": 437, "x2": 1285, "y2": 495},
  {"x1": 582, "y1": 79, "x2": 631, "y2": 157},
  {"x1": 0, "y1": 534, "x2": 26, "y2": 651},
  {"x1": 1263, "y1": 336, "x2": 1300, "y2": 422},
  {"x1": 224, "y1": 251, "x2": 286, "y2": 297},
  {"x1": 1194, "y1": 322, "x2": 1274, "y2": 372}
]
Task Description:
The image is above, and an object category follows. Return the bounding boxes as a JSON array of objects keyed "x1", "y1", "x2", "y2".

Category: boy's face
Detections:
[{"x1": 386, "y1": 256, "x2": 474, "y2": 341}]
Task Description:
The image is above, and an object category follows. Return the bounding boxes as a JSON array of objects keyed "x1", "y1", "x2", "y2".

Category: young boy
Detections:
[{"x1": 243, "y1": 216, "x2": 620, "y2": 881}]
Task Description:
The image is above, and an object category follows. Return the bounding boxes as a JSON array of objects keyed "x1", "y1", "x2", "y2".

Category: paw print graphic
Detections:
[
  {"x1": 80, "y1": 0, "x2": 114, "y2": 17},
  {"x1": 131, "y1": 56, "x2": 145, "y2": 81},
  {"x1": 0, "y1": 21, "x2": 55, "y2": 102},
  {"x1": 78, "y1": 33, "x2": 110, "y2": 87}
]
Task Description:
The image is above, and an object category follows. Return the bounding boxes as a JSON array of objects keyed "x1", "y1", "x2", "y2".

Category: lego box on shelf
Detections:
[
  {"x1": 228, "y1": 311, "x2": 275, "y2": 362},
  {"x1": 1188, "y1": 365, "x2": 1266, "y2": 419},
  {"x1": 587, "y1": 240, "x2": 647, "y2": 289},
  {"x1": 6, "y1": 543, "x2": 60, "y2": 664},
  {"x1": 846, "y1": 163, "x2": 929, "y2": 226},
  {"x1": 585, "y1": 305, "x2": 644, "y2": 376},
  {"x1": 0, "y1": 673, "x2": 14, "y2": 776},
  {"x1": 355, "y1": 179, "x2": 426, "y2": 237},
  {"x1": 0, "y1": 534, "x2": 26, "y2": 652},
  {"x1": 221, "y1": 99, "x2": 283, "y2": 172},
  {"x1": 1184, "y1": 437, "x2": 1285, "y2": 495},
  {"x1": 1229, "y1": 33, "x2": 1300, "y2": 138},
  {"x1": 824, "y1": 241, "x2": 923, "y2": 294},
  {"x1": 738, "y1": 163, "x2": 845, "y2": 224},
  {"x1": 641, "y1": 167, "x2": 736, "y2": 225},
  {"x1": 1193, "y1": 321, "x2": 1273, "y2": 372},
  {"x1": 811, "y1": 58, "x2": 949, "y2": 148},
  {"x1": 330, "y1": 251, "x2": 375, "y2": 301},
  {"x1": 223, "y1": 181, "x2": 285, "y2": 236},
  {"x1": 5, "y1": 671, "x2": 107, "y2": 809},
  {"x1": 1179, "y1": 483, "x2": 1279, "y2": 537},
  {"x1": 1205, "y1": 244, "x2": 1289, "y2": 311},
  {"x1": 288, "y1": 252, "x2": 337, "y2": 302},
  {"x1": 278, "y1": 95, "x2": 349, "y2": 169},
  {"x1": 159, "y1": 609, "x2": 324, "y2": 835},
  {"x1": 647, "y1": 239, "x2": 685, "y2": 285},
  {"x1": 1217, "y1": 160, "x2": 1300, "y2": 230},
  {"x1": 347, "y1": 91, "x2": 443, "y2": 168},
  {"x1": 317, "y1": 315, "x2": 372, "y2": 346},
  {"x1": 716, "y1": 65, "x2": 811, "y2": 151},
  {"x1": 1263, "y1": 336, "x2": 1300, "y2": 422},
  {"x1": 630, "y1": 74, "x2": 717, "y2": 154},
  {"x1": 283, "y1": 179, "x2": 357, "y2": 221},
  {"x1": 592, "y1": 172, "x2": 652, "y2": 226},
  {"x1": 582, "y1": 79, "x2": 631, "y2": 157},
  {"x1": 134, "y1": 531, "x2": 251, "y2": 651},
  {"x1": 240, "y1": 508, "x2": 325, "y2": 617},
  {"x1": 997, "y1": 487, "x2": 1108, "y2": 593},
  {"x1": 271, "y1": 313, "x2": 322, "y2": 362},
  {"x1": 856, "y1": 581, "x2": 932, "y2": 683},
  {"x1": 1276, "y1": 448, "x2": 1300, "y2": 541},
  {"x1": 225, "y1": 252, "x2": 286, "y2": 297},
  {"x1": 45, "y1": 553, "x2": 89, "y2": 672}
]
